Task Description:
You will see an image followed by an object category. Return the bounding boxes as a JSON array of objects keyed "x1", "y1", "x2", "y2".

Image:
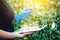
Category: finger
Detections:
[{"x1": 14, "y1": 33, "x2": 25, "y2": 38}]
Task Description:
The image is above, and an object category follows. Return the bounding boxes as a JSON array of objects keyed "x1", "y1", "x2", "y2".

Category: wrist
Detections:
[{"x1": 12, "y1": 33, "x2": 25, "y2": 38}]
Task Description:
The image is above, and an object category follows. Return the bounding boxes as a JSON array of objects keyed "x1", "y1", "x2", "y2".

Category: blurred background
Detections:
[{"x1": 6, "y1": 0, "x2": 60, "y2": 40}]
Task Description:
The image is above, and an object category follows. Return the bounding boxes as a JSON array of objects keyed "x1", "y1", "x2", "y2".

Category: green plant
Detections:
[{"x1": 6, "y1": 0, "x2": 60, "y2": 40}]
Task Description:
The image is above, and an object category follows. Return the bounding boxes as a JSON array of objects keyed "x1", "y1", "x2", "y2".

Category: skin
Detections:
[
  {"x1": 0, "y1": 0, "x2": 33, "y2": 39},
  {"x1": 0, "y1": 30, "x2": 33, "y2": 39}
]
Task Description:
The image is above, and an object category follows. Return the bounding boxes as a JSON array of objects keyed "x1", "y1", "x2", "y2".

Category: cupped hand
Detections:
[{"x1": 13, "y1": 31, "x2": 34, "y2": 38}]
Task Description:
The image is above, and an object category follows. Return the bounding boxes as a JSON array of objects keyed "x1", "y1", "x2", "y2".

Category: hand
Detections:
[{"x1": 13, "y1": 32, "x2": 33, "y2": 38}]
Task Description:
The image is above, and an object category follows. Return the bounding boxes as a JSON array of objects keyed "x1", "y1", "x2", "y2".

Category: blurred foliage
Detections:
[{"x1": 6, "y1": 0, "x2": 60, "y2": 40}]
